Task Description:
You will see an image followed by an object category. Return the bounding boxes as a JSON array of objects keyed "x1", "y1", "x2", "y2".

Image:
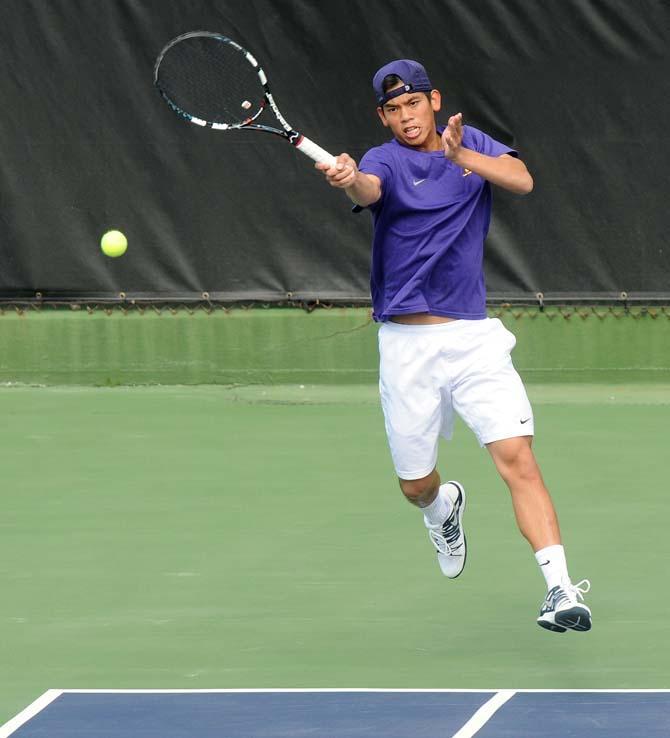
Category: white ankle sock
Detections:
[
  {"x1": 535, "y1": 544, "x2": 570, "y2": 590},
  {"x1": 422, "y1": 484, "x2": 453, "y2": 527}
]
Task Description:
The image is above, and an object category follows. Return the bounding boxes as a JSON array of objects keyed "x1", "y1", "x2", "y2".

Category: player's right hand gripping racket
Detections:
[{"x1": 154, "y1": 31, "x2": 336, "y2": 167}]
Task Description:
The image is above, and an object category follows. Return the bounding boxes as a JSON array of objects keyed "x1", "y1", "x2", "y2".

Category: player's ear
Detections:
[
  {"x1": 376, "y1": 106, "x2": 390, "y2": 127},
  {"x1": 430, "y1": 89, "x2": 441, "y2": 112}
]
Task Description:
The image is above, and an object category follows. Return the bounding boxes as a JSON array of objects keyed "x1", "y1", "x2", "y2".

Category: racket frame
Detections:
[{"x1": 154, "y1": 31, "x2": 336, "y2": 166}]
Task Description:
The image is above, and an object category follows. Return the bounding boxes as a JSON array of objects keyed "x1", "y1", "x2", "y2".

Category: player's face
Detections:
[{"x1": 377, "y1": 86, "x2": 442, "y2": 151}]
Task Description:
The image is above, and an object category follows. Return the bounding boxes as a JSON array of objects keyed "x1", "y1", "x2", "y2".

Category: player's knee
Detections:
[
  {"x1": 497, "y1": 444, "x2": 540, "y2": 485},
  {"x1": 399, "y1": 473, "x2": 439, "y2": 506}
]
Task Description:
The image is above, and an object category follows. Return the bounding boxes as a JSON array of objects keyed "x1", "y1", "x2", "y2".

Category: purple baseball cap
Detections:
[{"x1": 372, "y1": 59, "x2": 433, "y2": 105}]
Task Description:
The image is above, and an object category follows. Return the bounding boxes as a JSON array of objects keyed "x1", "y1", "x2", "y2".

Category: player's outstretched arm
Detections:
[
  {"x1": 316, "y1": 154, "x2": 382, "y2": 207},
  {"x1": 442, "y1": 113, "x2": 534, "y2": 195}
]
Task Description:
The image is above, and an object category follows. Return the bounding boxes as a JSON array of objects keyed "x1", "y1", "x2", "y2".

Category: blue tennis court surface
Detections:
[{"x1": 2, "y1": 689, "x2": 669, "y2": 737}]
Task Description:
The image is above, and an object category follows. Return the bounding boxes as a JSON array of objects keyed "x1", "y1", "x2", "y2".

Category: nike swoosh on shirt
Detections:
[
  {"x1": 520, "y1": 418, "x2": 531, "y2": 424},
  {"x1": 412, "y1": 178, "x2": 426, "y2": 186}
]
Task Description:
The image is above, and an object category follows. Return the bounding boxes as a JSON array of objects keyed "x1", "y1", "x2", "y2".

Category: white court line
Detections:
[
  {"x1": 0, "y1": 689, "x2": 63, "y2": 738},
  {"x1": 450, "y1": 690, "x2": 516, "y2": 738},
  {"x1": 60, "y1": 687, "x2": 498, "y2": 694},
  {"x1": 55, "y1": 687, "x2": 670, "y2": 688}
]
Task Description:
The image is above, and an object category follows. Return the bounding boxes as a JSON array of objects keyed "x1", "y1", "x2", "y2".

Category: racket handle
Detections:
[{"x1": 295, "y1": 135, "x2": 337, "y2": 167}]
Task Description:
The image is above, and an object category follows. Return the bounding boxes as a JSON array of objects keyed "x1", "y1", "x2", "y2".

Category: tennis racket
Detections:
[{"x1": 154, "y1": 31, "x2": 336, "y2": 167}]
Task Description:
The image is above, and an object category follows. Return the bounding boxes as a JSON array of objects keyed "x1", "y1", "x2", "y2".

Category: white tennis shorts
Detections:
[{"x1": 378, "y1": 318, "x2": 534, "y2": 480}]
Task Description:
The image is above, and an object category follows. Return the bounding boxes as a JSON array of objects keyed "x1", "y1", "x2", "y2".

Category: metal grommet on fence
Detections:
[
  {"x1": 619, "y1": 291, "x2": 629, "y2": 313},
  {"x1": 536, "y1": 292, "x2": 544, "y2": 312}
]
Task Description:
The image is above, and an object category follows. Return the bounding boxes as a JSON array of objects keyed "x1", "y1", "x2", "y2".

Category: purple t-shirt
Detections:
[{"x1": 358, "y1": 125, "x2": 516, "y2": 321}]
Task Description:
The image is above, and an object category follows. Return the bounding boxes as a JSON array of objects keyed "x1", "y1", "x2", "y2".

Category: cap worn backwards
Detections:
[{"x1": 372, "y1": 59, "x2": 433, "y2": 106}]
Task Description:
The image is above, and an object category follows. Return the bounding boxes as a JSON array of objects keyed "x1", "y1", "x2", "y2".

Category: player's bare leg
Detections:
[
  {"x1": 398, "y1": 469, "x2": 441, "y2": 507},
  {"x1": 485, "y1": 436, "x2": 559, "y2": 550},
  {"x1": 399, "y1": 469, "x2": 467, "y2": 578},
  {"x1": 487, "y1": 435, "x2": 591, "y2": 632}
]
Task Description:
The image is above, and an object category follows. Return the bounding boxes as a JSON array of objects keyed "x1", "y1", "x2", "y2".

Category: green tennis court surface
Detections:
[{"x1": 1, "y1": 383, "x2": 669, "y2": 723}]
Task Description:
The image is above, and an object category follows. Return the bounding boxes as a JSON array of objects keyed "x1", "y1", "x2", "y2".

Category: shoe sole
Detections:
[
  {"x1": 555, "y1": 606, "x2": 592, "y2": 632},
  {"x1": 537, "y1": 619, "x2": 567, "y2": 633},
  {"x1": 438, "y1": 481, "x2": 467, "y2": 579},
  {"x1": 537, "y1": 605, "x2": 592, "y2": 633}
]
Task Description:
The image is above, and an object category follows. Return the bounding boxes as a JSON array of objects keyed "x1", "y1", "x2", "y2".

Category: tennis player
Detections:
[{"x1": 316, "y1": 60, "x2": 591, "y2": 633}]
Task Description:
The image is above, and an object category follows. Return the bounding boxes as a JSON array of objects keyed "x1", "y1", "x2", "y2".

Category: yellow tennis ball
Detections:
[{"x1": 100, "y1": 230, "x2": 127, "y2": 257}]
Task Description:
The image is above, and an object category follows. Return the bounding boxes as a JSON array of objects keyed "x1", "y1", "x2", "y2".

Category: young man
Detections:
[{"x1": 316, "y1": 59, "x2": 591, "y2": 632}]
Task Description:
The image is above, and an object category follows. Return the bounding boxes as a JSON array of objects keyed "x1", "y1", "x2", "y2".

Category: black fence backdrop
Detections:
[{"x1": 0, "y1": 0, "x2": 668, "y2": 303}]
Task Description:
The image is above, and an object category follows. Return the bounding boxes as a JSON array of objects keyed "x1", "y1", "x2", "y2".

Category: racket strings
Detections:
[{"x1": 156, "y1": 37, "x2": 264, "y2": 126}]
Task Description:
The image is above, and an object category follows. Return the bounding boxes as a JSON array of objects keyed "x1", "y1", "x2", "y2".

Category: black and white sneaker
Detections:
[
  {"x1": 426, "y1": 481, "x2": 467, "y2": 578},
  {"x1": 537, "y1": 580, "x2": 592, "y2": 633}
]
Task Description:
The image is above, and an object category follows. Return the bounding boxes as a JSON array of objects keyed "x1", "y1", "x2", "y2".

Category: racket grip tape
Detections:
[{"x1": 294, "y1": 135, "x2": 337, "y2": 168}]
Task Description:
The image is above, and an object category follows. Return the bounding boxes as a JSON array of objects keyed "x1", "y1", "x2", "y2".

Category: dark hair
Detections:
[
  {"x1": 381, "y1": 73, "x2": 431, "y2": 101},
  {"x1": 382, "y1": 74, "x2": 403, "y2": 93}
]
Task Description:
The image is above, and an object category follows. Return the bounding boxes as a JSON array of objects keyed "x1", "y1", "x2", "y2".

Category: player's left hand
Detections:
[{"x1": 442, "y1": 113, "x2": 463, "y2": 160}]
